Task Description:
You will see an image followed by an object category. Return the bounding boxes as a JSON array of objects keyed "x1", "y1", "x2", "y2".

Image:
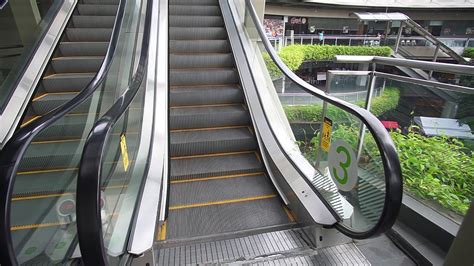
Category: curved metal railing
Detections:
[
  {"x1": 244, "y1": 0, "x2": 403, "y2": 239},
  {"x1": 76, "y1": 0, "x2": 153, "y2": 264}
]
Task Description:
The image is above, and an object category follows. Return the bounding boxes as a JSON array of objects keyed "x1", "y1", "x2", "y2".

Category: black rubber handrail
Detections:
[
  {"x1": 0, "y1": 0, "x2": 127, "y2": 264},
  {"x1": 245, "y1": 0, "x2": 403, "y2": 239},
  {"x1": 76, "y1": 0, "x2": 152, "y2": 263}
]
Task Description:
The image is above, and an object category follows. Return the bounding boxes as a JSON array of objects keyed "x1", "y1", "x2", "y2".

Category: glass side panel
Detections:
[
  {"x1": 239, "y1": 2, "x2": 393, "y2": 233},
  {"x1": 374, "y1": 76, "x2": 473, "y2": 223},
  {"x1": 8, "y1": 0, "x2": 145, "y2": 263},
  {"x1": 0, "y1": 0, "x2": 63, "y2": 110}
]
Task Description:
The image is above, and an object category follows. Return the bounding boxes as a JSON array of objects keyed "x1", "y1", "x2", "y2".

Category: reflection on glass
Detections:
[
  {"x1": 241, "y1": 2, "x2": 391, "y2": 233},
  {"x1": 0, "y1": 0, "x2": 63, "y2": 109}
]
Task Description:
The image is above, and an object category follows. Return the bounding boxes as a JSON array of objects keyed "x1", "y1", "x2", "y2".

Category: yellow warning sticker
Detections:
[
  {"x1": 321, "y1": 117, "x2": 332, "y2": 152},
  {"x1": 120, "y1": 134, "x2": 130, "y2": 171}
]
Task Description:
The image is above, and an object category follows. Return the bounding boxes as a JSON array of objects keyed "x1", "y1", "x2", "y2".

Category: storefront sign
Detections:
[{"x1": 289, "y1": 17, "x2": 307, "y2": 25}]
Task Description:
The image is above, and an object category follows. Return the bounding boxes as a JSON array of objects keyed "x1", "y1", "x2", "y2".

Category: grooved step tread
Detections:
[
  {"x1": 165, "y1": 197, "x2": 290, "y2": 240},
  {"x1": 170, "y1": 85, "x2": 243, "y2": 106},
  {"x1": 171, "y1": 127, "x2": 256, "y2": 156},
  {"x1": 169, "y1": 174, "x2": 275, "y2": 206},
  {"x1": 171, "y1": 152, "x2": 262, "y2": 180},
  {"x1": 170, "y1": 104, "x2": 249, "y2": 130}
]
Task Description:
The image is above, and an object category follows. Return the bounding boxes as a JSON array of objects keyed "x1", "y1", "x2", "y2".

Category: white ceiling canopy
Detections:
[{"x1": 352, "y1": 12, "x2": 409, "y2": 22}]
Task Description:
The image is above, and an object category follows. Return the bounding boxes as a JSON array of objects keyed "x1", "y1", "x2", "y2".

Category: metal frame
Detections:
[
  {"x1": 128, "y1": 0, "x2": 168, "y2": 256},
  {"x1": 76, "y1": 0, "x2": 153, "y2": 263},
  {"x1": 335, "y1": 55, "x2": 474, "y2": 76},
  {"x1": 0, "y1": 0, "x2": 128, "y2": 263},
  {"x1": 0, "y1": 0, "x2": 77, "y2": 148},
  {"x1": 238, "y1": 0, "x2": 403, "y2": 239}
]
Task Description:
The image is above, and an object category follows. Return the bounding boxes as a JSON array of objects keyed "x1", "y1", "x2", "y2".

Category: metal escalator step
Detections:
[
  {"x1": 171, "y1": 152, "x2": 262, "y2": 180},
  {"x1": 170, "y1": 27, "x2": 227, "y2": 40},
  {"x1": 82, "y1": 0, "x2": 120, "y2": 4},
  {"x1": 169, "y1": 15, "x2": 223, "y2": 27},
  {"x1": 17, "y1": 134, "x2": 140, "y2": 172},
  {"x1": 77, "y1": 4, "x2": 118, "y2": 16},
  {"x1": 72, "y1": 15, "x2": 115, "y2": 28},
  {"x1": 169, "y1": 174, "x2": 274, "y2": 206},
  {"x1": 169, "y1": 0, "x2": 218, "y2": 5},
  {"x1": 66, "y1": 28, "x2": 112, "y2": 42},
  {"x1": 171, "y1": 127, "x2": 256, "y2": 156},
  {"x1": 59, "y1": 42, "x2": 108, "y2": 56},
  {"x1": 171, "y1": 85, "x2": 243, "y2": 106},
  {"x1": 31, "y1": 92, "x2": 78, "y2": 115},
  {"x1": 170, "y1": 68, "x2": 238, "y2": 86},
  {"x1": 41, "y1": 73, "x2": 94, "y2": 93},
  {"x1": 170, "y1": 53, "x2": 233, "y2": 69},
  {"x1": 51, "y1": 56, "x2": 103, "y2": 73},
  {"x1": 170, "y1": 104, "x2": 249, "y2": 130},
  {"x1": 165, "y1": 197, "x2": 290, "y2": 240},
  {"x1": 170, "y1": 5, "x2": 221, "y2": 16},
  {"x1": 170, "y1": 40, "x2": 230, "y2": 53}
]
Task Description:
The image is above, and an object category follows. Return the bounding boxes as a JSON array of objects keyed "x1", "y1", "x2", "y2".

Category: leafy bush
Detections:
[
  {"x1": 264, "y1": 45, "x2": 392, "y2": 78},
  {"x1": 301, "y1": 124, "x2": 474, "y2": 215},
  {"x1": 284, "y1": 87, "x2": 400, "y2": 122},
  {"x1": 463, "y1": 47, "x2": 474, "y2": 58},
  {"x1": 391, "y1": 130, "x2": 473, "y2": 215}
]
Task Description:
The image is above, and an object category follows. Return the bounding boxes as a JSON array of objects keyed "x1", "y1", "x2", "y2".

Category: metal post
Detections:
[
  {"x1": 394, "y1": 22, "x2": 404, "y2": 54},
  {"x1": 349, "y1": 38, "x2": 352, "y2": 46},
  {"x1": 357, "y1": 63, "x2": 377, "y2": 160},
  {"x1": 335, "y1": 38, "x2": 338, "y2": 46},
  {"x1": 300, "y1": 38, "x2": 303, "y2": 45},
  {"x1": 315, "y1": 73, "x2": 332, "y2": 170},
  {"x1": 429, "y1": 44, "x2": 440, "y2": 78},
  {"x1": 311, "y1": 37, "x2": 313, "y2": 45}
]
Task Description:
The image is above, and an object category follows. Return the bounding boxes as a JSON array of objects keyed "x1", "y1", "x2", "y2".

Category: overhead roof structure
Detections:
[
  {"x1": 352, "y1": 12, "x2": 409, "y2": 22},
  {"x1": 302, "y1": 0, "x2": 474, "y2": 8}
]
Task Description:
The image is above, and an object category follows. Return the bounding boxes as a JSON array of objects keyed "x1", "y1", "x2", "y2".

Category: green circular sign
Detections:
[{"x1": 328, "y1": 139, "x2": 358, "y2": 191}]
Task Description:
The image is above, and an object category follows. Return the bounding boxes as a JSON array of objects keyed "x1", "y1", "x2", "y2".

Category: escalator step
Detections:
[
  {"x1": 66, "y1": 28, "x2": 112, "y2": 42},
  {"x1": 71, "y1": 15, "x2": 115, "y2": 28},
  {"x1": 170, "y1": 85, "x2": 243, "y2": 106},
  {"x1": 170, "y1": 104, "x2": 250, "y2": 130},
  {"x1": 169, "y1": 174, "x2": 273, "y2": 206},
  {"x1": 169, "y1": 15, "x2": 223, "y2": 27},
  {"x1": 170, "y1": 5, "x2": 221, "y2": 16},
  {"x1": 169, "y1": 40, "x2": 230, "y2": 54},
  {"x1": 59, "y1": 42, "x2": 108, "y2": 56},
  {"x1": 170, "y1": 69, "x2": 238, "y2": 86},
  {"x1": 41, "y1": 73, "x2": 94, "y2": 93},
  {"x1": 171, "y1": 127, "x2": 257, "y2": 156},
  {"x1": 77, "y1": 4, "x2": 118, "y2": 16},
  {"x1": 169, "y1": 0, "x2": 218, "y2": 5},
  {"x1": 170, "y1": 27, "x2": 227, "y2": 40},
  {"x1": 31, "y1": 92, "x2": 79, "y2": 115},
  {"x1": 51, "y1": 56, "x2": 103, "y2": 73},
  {"x1": 170, "y1": 53, "x2": 234, "y2": 69},
  {"x1": 165, "y1": 196, "x2": 290, "y2": 240},
  {"x1": 82, "y1": 0, "x2": 120, "y2": 4},
  {"x1": 171, "y1": 152, "x2": 262, "y2": 180}
]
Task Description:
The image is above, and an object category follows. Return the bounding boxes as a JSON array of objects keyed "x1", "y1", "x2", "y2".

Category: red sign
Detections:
[{"x1": 289, "y1": 17, "x2": 307, "y2": 25}]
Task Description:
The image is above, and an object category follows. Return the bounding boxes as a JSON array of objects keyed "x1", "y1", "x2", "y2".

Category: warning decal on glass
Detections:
[
  {"x1": 321, "y1": 117, "x2": 332, "y2": 152},
  {"x1": 120, "y1": 134, "x2": 130, "y2": 171}
]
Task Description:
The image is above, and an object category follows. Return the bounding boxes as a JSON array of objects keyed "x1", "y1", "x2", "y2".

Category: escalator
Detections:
[
  {"x1": 10, "y1": 0, "x2": 119, "y2": 263},
  {"x1": 163, "y1": 0, "x2": 293, "y2": 241},
  {"x1": 1, "y1": 0, "x2": 403, "y2": 264},
  {"x1": 0, "y1": 0, "x2": 146, "y2": 263}
]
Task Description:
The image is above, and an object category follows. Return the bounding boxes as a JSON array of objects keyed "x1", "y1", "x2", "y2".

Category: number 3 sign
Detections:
[{"x1": 328, "y1": 139, "x2": 358, "y2": 191}]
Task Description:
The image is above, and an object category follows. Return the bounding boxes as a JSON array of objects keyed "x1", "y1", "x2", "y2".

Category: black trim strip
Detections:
[
  {"x1": 0, "y1": 0, "x2": 128, "y2": 264},
  {"x1": 244, "y1": 0, "x2": 403, "y2": 239},
  {"x1": 76, "y1": 0, "x2": 153, "y2": 264}
]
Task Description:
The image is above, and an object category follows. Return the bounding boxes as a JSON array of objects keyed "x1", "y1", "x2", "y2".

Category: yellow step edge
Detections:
[
  {"x1": 171, "y1": 150, "x2": 255, "y2": 160},
  {"x1": 170, "y1": 103, "x2": 240, "y2": 109},
  {"x1": 169, "y1": 194, "x2": 276, "y2": 211},
  {"x1": 170, "y1": 172, "x2": 265, "y2": 184},
  {"x1": 32, "y1": 92, "x2": 80, "y2": 102},
  {"x1": 12, "y1": 185, "x2": 128, "y2": 202},
  {"x1": 17, "y1": 159, "x2": 132, "y2": 175},
  {"x1": 283, "y1": 205, "x2": 296, "y2": 222},
  {"x1": 171, "y1": 125, "x2": 247, "y2": 133},
  {"x1": 11, "y1": 222, "x2": 67, "y2": 231}
]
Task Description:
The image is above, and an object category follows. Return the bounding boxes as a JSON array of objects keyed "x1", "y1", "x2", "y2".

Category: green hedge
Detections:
[
  {"x1": 463, "y1": 47, "x2": 474, "y2": 58},
  {"x1": 265, "y1": 45, "x2": 392, "y2": 78},
  {"x1": 284, "y1": 87, "x2": 400, "y2": 122}
]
